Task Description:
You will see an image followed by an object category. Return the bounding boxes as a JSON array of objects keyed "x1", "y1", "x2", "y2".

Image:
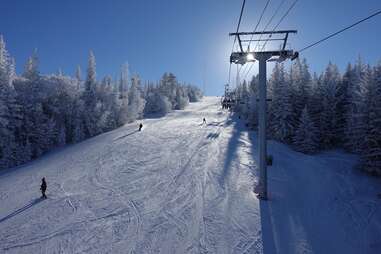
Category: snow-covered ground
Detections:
[{"x1": 0, "y1": 97, "x2": 380, "y2": 253}]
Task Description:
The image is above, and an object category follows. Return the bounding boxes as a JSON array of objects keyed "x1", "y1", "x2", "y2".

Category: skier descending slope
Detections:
[
  {"x1": 139, "y1": 123, "x2": 143, "y2": 131},
  {"x1": 40, "y1": 178, "x2": 47, "y2": 199}
]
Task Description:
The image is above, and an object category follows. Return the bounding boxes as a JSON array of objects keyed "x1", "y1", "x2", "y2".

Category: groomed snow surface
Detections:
[{"x1": 0, "y1": 97, "x2": 380, "y2": 254}]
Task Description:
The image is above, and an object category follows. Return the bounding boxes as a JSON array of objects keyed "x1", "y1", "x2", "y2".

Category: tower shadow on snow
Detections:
[
  {"x1": 0, "y1": 198, "x2": 44, "y2": 223},
  {"x1": 114, "y1": 130, "x2": 139, "y2": 141},
  {"x1": 247, "y1": 120, "x2": 320, "y2": 253},
  {"x1": 219, "y1": 114, "x2": 243, "y2": 188}
]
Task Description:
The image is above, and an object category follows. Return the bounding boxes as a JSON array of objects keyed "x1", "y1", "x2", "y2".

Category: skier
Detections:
[
  {"x1": 139, "y1": 123, "x2": 143, "y2": 131},
  {"x1": 203, "y1": 118, "x2": 206, "y2": 125},
  {"x1": 40, "y1": 177, "x2": 47, "y2": 199}
]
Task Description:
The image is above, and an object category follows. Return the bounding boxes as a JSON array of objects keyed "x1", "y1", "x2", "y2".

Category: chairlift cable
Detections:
[
  {"x1": 299, "y1": 9, "x2": 381, "y2": 53},
  {"x1": 240, "y1": 0, "x2": 272, "y2": 77},
  {"x1": 242, "y1": 0, "x2": 287, "y2": 81},
  {"x1": 254, "y1": 0, "x2": 286, "y2": 51},
  {"x1": 228, "y1": 0, "x2": 247, "y2": 85},
  {"x1": 244, "y1": 0, "x2": 297, "y2": 81},
  {"x1": 260, "y1": 0, "x2": 299, "y2": 51}
]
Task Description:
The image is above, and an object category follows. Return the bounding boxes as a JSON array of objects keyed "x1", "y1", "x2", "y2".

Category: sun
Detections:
[{"x1": 246, "y1": 53, "x2": 255, "y2": 62}]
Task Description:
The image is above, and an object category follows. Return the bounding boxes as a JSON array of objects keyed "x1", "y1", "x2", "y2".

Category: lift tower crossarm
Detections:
[
  {"x1": 229, "y1": 30, "x2": 298, "y2": 64},
  {"x1": 229, "y1": 30, "x2": 297, "y2": 36}
]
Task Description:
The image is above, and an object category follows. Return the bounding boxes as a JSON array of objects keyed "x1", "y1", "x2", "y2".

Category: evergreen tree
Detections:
[
  {"x1": 23, "y1": 50, "x2": 39, "y2": 81},
  {"x1": 0, "y1": 36, "x2": 201, "y2": 171},
  {"x1": 175, "y1": 86, "x2": 189, "y2": 110},
  {"x1": 345, "y1": 58, "x2": 367, "y2": 153},
  {"x1": 319, "y1": 62, "x2": 341, "y2": 148},
  {"x1": 290, "y1": 58, "x2": 311, "y2": 121},
  {"x1": 0, "y1": 36, "x2": 23, "y2": 169},
  {"x1": 118, "y1": 63, "x2": 129, "y2": 98},
  {"x1": 247, "y1": 74, "x2": 259, "y2": 127},
  {"x1": 293, "y1": 106, "x2": 319, "y2": 154},
  {"x1": 127, "y1": 75, "x2": 145, "y2": 121},
  {"x1": 336, "y1": 63, "x2": 354, "y2": 144},
  {"x1": 361, "y1": 62, "x2": 381, "y2": 174},
  {"x1": 116, "y1": 64, "x2": 130, "y2": 125},
  {"x1": 268, "y1": 63, "x2": 294, "y2": 143},
  {"x1": 72, "y1": 98, "x2": 85, "y2": 143},
  {"x1": 82, "y1": 51, "x2": 99, "y2": 137},
  {"x1": 0, "y1": 35, "x2": 15, "y2": 168},
  {"x1": 75, "y1": 65, "x2": 82, "y2": 90}
]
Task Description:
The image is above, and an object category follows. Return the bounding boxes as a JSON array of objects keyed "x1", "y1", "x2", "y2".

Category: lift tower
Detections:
[{"x1": 229, "y1": 30, "x2": 298, "y2": 200}]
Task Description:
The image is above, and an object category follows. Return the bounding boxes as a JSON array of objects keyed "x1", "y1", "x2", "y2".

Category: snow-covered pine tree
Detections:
[
  {"x1": 0, "y1": 37, "x2": 24, "y2": 169},
  {"x1": 235, "y1": 80, "x2": 250, "y2": 119},
  {"x1": 293, "y1": 106, "x2": 319, "y2": 154},
  {"x1": 0, "y1": 37, "x2": 202, "y2": 171},
  {"x1": 268, "y1": 63, "x2": 294, "y2": 143},
  {"x1": 72, "y1": 98, "x2": 85, "y2": 143},
  {"x1": 116, "y1": 63, "x2": 129, "y2": 125},
  {"x1": 361, "y1": 62, "x2": 381, "y2": 174},
  {"x1": 159, "y1": 72, "x2": 177, "y2": 105},
  {"x1": 118, "y1": 63, "x2": 129, "y2": 99},
  {"x1": 157, "y1": 93, "x2": 172, "y2": 114},
  {"x1": 57, "y1": 68, "x2": 63, "y2": 76},
  {"x1": 318, "y1": 62, "x2": 341, "y2": 148},
  {"x1": 0, "y1": 35, "x2": 16, "y2": 169},
  {"x1": 290, "y1": 58, "x2": 312, "y2": 123},
  {"x1": 23, "y1": 49, "x2": 39, "y2": 81},
  {"x1": 247, "y1": 74, "x2": 259, "y2": 127},
  {"x1": 336, "y1": 63, "x2": 354, "y2": 145},
  {"x1": 82, "y1": 51, "x2": 99, "y2": 137},
  {"x1": 23, "y1": 102, "x2": 51, "y2": 158},
  {"x1": 175, "y1": 86, "x2": 189, "y2": 110},
  {"x1": 97, "y1": 75, "x2": 118, "y2": 131},
  {"x1": 57, "y1": 124, "x2": 66, "y2": 146},
  {"x1": 127, "y1": 75, "x2": 145, "y2": 121},
  {"x1": 75, "y1": 65, "x2": 82, "y2": 90},
  {"x1": 307, "y1": 72, "x2": 322, "y2": 143},
  {"x1": 344, "y1": 57, "x2": 367, "y2": 153}
]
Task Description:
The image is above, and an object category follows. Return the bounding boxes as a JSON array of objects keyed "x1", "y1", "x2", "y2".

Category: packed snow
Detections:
[{"x1": 0, "y1": 97, "x2": 380, "y2": 253}]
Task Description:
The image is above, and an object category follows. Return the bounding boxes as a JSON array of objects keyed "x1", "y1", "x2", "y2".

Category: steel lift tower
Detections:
[{"x1": 229, "y1": 30, "x2": 298, "y2": 200}]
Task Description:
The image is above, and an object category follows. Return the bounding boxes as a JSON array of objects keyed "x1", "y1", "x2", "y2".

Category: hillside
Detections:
[{"x1": 0, "y1": 97, "x2": 380, "y2": 253}]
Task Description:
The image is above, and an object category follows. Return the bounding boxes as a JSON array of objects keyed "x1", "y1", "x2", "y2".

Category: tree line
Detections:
[
  {"x1": 234, "y1": 57, "x2": 381, "y2": 175},
  {"x1": 0, "y1": 35, "x2": 202, "y2": 170}
]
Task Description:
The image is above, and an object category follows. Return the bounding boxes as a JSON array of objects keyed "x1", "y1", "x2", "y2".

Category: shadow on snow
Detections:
[
  {"x1": 0, "y1": 198, "x2": 44, "y2": 224},
  {"x1": 219, "y1": 114, "x2": 242, "y2": 188},
  {"x1": 114, "y1": 130, "x2": 140, "y2": 141}
]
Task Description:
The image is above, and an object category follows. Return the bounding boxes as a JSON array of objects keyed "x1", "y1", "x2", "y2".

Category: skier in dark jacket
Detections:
[
  {"x1": 139, "y1": 123, "x2": 143, "y2": 131},
  {"x1": 40, "y1": 177, "x2": 47, "y2": 199},
  {"x1": 203, "y1": 118, "x2": 207, "y2": 125}
]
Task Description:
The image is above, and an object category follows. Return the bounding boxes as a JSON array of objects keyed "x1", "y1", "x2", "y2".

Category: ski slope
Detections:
[{"x1": 0, "y1": 97, "x2": 380, "y2": 253}]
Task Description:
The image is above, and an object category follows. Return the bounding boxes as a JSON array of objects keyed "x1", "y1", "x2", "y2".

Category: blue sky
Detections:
[{"x1": 0, "y1": 0, "x2": 380, "y2": 95}]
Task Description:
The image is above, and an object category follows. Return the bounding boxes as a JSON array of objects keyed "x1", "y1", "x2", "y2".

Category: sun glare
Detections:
[{"x1": 246, "y1": 53, "x2": 255, "y2": 61}]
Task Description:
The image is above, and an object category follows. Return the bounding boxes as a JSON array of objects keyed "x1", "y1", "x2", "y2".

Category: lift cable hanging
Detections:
[
  {"x1": 227, "y1": 0, "x2": 247, "y2": 89},
  {"x1": 253, "y1": 0, "x2": 286, "y2": 51},
  {"x1": 231, "y1": 0, "x2": 247, "y2": 54},
  {"x1": 247, "y1": 0, "x2": 272, "y2": 51},
  {"x1": 242, "y1": 0, "x2": 298, "y2": 81},
  {"x1": 299, "y1": 9, "x2": 381, "y2": 53},
  {"x1": 239, "y1": 0, "x2": 272, "y2": 77},
  {"x1": 259, "y1": 0, "x2": 299, "y2": 52},
  {"x1": 224, "y1": 0, "x2": 247, "y2": 111},
  {"x1": 242, "y1": 0, "x2": 287, "y2": 78}
]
